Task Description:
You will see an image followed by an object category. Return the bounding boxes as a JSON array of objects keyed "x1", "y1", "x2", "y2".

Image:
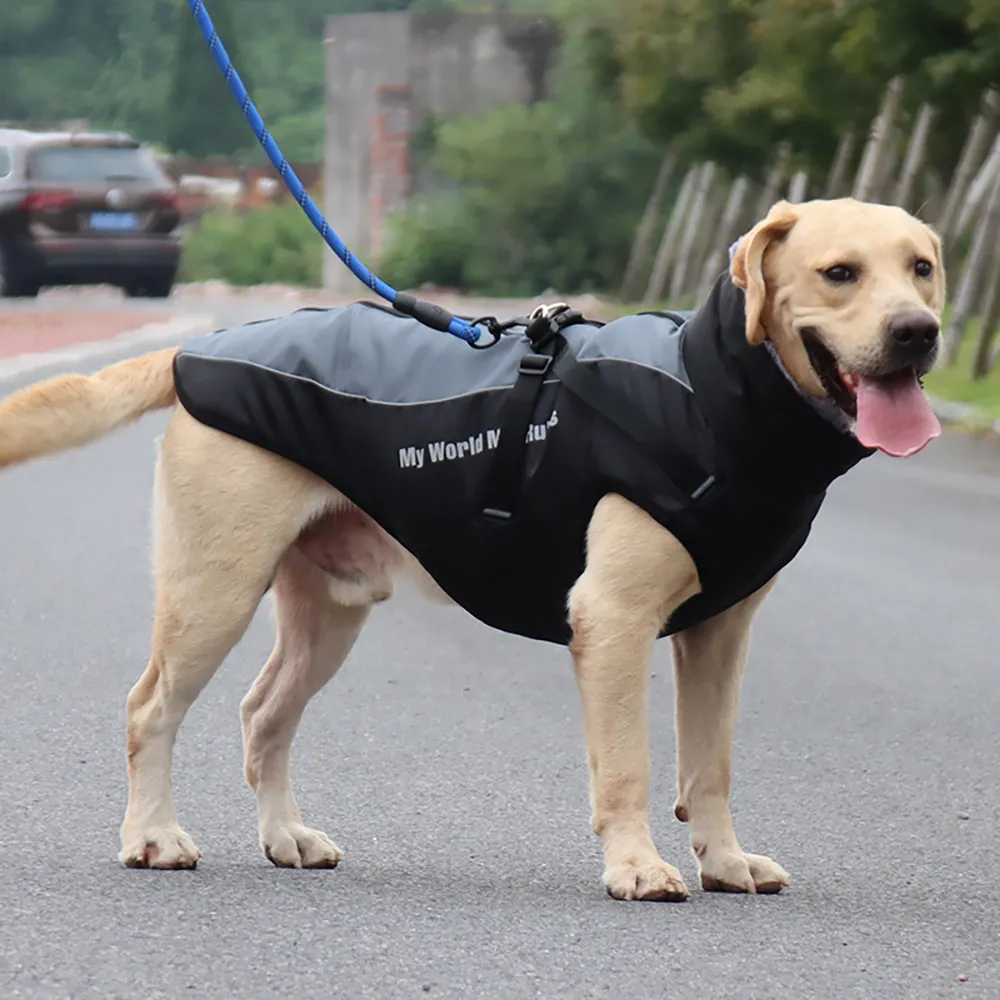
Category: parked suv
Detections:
[{"x1": 0, "y1": 128, "x2": 182, "y2": 298}]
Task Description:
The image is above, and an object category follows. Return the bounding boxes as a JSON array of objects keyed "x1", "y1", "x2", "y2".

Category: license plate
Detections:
[{"x1": 90, "y1": 211, "x2": 138, "y2": 231}]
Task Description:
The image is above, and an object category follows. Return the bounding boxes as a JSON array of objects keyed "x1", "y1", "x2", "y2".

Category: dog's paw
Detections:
[
  {"x1": 261, "y1": 823, "x2": 344, "y2": 869},
  {"x1": 699, "y1": 849, "x2": 790, "y2": 894},
  {"x1": 603, "y1": 860, "x2": 690, "y2": 902},
  {"x1": 119, "y1": 825, "x2": 201, "y2": 869}
]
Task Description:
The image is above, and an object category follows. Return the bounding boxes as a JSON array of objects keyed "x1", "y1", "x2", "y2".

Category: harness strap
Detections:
[
  {"x1": 479, "y1": 309, "x2": 571, "y2": 522},
  {"x1": 480, "y1": 310, "x2": 716, "y2": 524}
]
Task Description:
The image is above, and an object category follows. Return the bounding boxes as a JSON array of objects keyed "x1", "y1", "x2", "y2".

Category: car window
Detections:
[
  {"x1": 26, "y1": 144, "x2": 168, "y2": 184},
  {"x1": 0, "y1": 146, "x2": 11, "y2": 179}
]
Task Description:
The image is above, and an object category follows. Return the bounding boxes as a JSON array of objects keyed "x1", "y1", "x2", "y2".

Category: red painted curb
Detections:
[{"x1": 0, "y1": 310, "x2": 172, "y2": 359}]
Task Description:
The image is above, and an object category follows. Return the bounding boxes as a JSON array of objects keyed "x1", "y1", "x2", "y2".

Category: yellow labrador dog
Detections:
[{"x1": 0, "y1": 198, "x2": 945, "y2": 902}]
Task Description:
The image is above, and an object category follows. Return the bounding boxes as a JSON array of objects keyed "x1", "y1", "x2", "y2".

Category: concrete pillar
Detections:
[
  {"x1": 323, "y1": 12, "x2": 561, "y2": 294},
  {"x1": 369, "y1": 84, "x2": 412, "y2": 261},
  {"x1": 323, "y1": 13, "x2": 410, "y2": 296}
]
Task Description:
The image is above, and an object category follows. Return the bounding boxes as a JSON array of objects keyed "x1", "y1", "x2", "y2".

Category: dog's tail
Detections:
[{"x1": 0, "y1": 348, "x2": 178, "y2": 469}]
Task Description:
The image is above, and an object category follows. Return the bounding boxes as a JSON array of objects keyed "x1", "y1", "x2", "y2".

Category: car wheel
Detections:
[
  {"x1": 145, "y1": 273, "x2": 175, "y2": 299},
  {"x1": 0, "y1": 242, "x2": 39, "y2": 297},
  {"x1": 124, "y1": 271, "x2": 175, "y2": 299}
]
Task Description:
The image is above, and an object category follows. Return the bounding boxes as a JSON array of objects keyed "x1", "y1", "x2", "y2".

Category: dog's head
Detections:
[{"x1": 730, "y1": 197, "x2": 946, "y2": 457}]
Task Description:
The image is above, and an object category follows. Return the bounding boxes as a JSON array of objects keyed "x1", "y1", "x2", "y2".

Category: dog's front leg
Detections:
[
  {"x1": 568, "y1": 495, "x2": 700, "y2": 901},
  {"x1": 671, "y1": 577, "x2": 790, "y2": 894}
]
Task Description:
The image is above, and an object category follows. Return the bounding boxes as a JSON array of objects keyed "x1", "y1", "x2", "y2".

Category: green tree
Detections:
[
  {"x1": 574, "y1": 0, "x2": 1000, "y2": 181},
  {"x1": 578, "y1": 0, "x2": 762, "y2": 174},
  {"x1": 705, "y1": 0, "x2": 874, "y2": 177},
  {"x1": 164, "y1": 0, "x2": 253, "y2": 157}
]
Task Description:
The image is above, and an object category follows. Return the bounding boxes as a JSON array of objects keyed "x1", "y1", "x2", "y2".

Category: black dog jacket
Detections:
[{"x1": 173, "y1": 275, "x2": 873, "y2": 644}]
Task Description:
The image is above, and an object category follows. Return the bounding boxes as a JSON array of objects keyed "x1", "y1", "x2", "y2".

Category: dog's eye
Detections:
[
  {"x1": 915, "y1": 258, "x2": 934, "y2": 278},
  {"x1": 822, "y1": 264, "x2": 857, "y2": 284}
]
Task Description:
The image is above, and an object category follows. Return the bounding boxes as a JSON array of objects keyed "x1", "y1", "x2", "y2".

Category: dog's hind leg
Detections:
[
  {"x1": 119, "y1": 408, "x2": 330, "y2": 869},
  {"x1": 240, "y1": 548, "x2": 370, "y2": 868},
  {"x1": 671, "y1": 576, "x2": 790, "y2": 894}
]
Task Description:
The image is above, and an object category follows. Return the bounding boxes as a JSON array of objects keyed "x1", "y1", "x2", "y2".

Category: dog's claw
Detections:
[
  {"x1": 699, "y1": 850, "x2": 790, "y2": 894},
  {"x1": 261, "y1": 823, "x2": 344, "y2": 869},
  {"x1": 603, "y1": 860, "x2": 690, "y2": 901},
  {"x1": 119, "y1": 825, "x2": 201, "y2": 869}
]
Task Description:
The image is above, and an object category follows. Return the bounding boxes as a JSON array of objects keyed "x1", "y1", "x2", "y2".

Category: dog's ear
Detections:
[{"x1": 730, "y1": 201, "x2": 799, "y2": 345}]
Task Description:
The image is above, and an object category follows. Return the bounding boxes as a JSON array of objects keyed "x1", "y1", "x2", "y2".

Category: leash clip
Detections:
[
  {"x1": 467, "y1": 316, "x2": 505, "y2": 350},
  {"x1": 469, "y1": 304, "x2": 583, "y2": 352}
]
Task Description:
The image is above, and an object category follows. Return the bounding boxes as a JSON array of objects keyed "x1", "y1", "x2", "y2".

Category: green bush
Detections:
[
  {"x1": 178, "y1": 203, "x2": 322, "y2": 286},
  {"x1": 379, "y1": 98, "x2": 662, "y2": 296},
  {"x1": 377, "y1": 195, "x2": 480, "y2": 291}
]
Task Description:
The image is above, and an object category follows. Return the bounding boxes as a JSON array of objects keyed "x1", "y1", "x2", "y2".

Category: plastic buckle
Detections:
[
  {"x1": 518, "y1": 353, "x2": 552, "y2": 375},
  {"x1": 525, "y1": 308, "x2": 582, "y2": 353},
  {"x1": 523, "y1": 314, "x2": 555, "y2": 351}
]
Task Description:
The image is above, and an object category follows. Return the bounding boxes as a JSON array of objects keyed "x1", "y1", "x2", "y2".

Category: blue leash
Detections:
[{"x1": 186, "y1": 0, "x2": 493, "y2": 346}]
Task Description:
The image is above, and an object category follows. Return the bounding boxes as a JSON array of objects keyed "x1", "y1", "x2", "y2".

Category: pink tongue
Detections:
[{"x1": 855, "y1": 370, "x2": 941, "y2": 457}]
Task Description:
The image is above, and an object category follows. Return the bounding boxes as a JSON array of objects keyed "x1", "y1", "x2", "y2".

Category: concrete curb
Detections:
[
  {"x1": 927, "y1": 394, "x2": 1000, "y2": 437},
  {"x1": 0, "y1": 314, "x2": 215, "y2": 386}
]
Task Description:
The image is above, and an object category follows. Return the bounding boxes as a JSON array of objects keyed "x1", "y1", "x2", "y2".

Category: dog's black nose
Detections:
[{"x1": 887, "y1": 310, "x2": 939, "y2": 357}]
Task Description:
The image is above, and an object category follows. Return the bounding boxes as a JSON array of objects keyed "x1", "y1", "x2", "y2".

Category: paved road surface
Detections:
[{"x1": 0, "y1": 298, "x2": 998, "y2": 999}]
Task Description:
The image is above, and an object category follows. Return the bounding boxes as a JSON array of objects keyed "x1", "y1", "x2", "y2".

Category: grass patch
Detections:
[
  {"x1": 923, "y1": 323, "x2": 1000, "y2": 425},
  {"x1": 179, "y1": 203, "x2": 322, "y2": 287}
]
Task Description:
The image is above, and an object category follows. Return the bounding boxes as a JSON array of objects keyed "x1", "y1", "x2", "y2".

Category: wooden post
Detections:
[
  {"x1": 956, "y1": 134, "x2": 1000, "y2": 240},
  {"x1": 874, "y1": 136, "x2": 903, "y2": 204},
  {"x1": 688, "y1": 178, "x2": 727, "y2": 299},
  {"x1": 669, "y1": 161, "x2": 717, "y2": 304},
  {"x1": 971, "y1": 235, "x2": 1000, "y2": 378},
  {"x1": 697, "y1": 175, "x2": 750, "y2": 299},
  {"x1": 922, "y1": 171, "x2": 945, "y2": 221},
  {"x1": 824, "y1": 132, "x2": 856, "y2": 198},
  {"x1": 754, "y1": 143, "x2": 791, "y2": 220},
  {"x1": 620, "y1": 153, "x2": 676, "y2": 302},
  {"x1": 938, "y1": 88, "x2": 1000, "y2": 247},
  {"x1": 853, "y1": 76, "x2": 904, "y2": 202},
  {"x1": 894, "y1": 103, "x2": 936, "y2": 210},
  {"x1": 644, "y1": 164, "x2": 698, "y2": 305},
  {"x1": 944, "y1": 166, "x2": 1000, "y2": 364},
  {"x1": 787, "y1": 170, "x2": 809, "y2": 204}
]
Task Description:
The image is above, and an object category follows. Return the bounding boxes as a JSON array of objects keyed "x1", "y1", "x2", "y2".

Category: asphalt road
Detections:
[{"x1": 0, "y1": 303, "x2": 998, "y2": 999}]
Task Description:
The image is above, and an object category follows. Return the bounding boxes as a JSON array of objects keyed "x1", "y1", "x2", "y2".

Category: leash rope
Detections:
[{"x1": 186, "y1": 0, "x2": 494, "y2": 346}]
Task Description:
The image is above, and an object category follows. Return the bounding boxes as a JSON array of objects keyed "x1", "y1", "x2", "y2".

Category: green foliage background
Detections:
[
  {"x1": 177, "y1": 203, "x2": 323, "y2": 286},
  {"x1": 4, "y1": 0, "x2": 1000, "y2": 292},
  {"x1": 0, "y1": 0, "x2": 410, "y2": 160}
]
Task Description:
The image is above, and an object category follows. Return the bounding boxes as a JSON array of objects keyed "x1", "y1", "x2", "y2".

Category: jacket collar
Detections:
[{"x1": 681, "y1": 273, "x2": 874, "y2": 496}]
